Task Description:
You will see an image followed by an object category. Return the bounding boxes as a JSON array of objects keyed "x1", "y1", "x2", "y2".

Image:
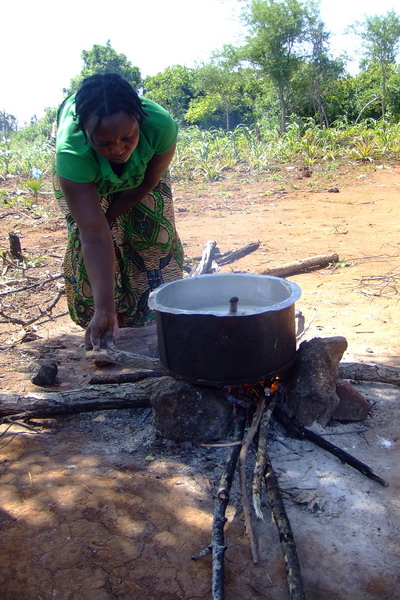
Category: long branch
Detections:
[
  {"x1": 211, "y1": 411, "x2": 246, "y2": 600},
  {"x1": 264, "y1": 438, "x2": 306, "y2": 600},
  {"x1": 192, "y1": 411, "x2": 246, "y2": 600},
  {"x1": 274, "y1": 406, "x2": 388, "y2": 487},
  {"x1": 252, "y1": 395, "x2": 277, "y2": 519}
]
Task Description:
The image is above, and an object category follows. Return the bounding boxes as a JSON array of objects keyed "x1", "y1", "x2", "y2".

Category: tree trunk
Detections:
[{"x1": 278, "y1": 84, "x2": 287, "y2": 134}]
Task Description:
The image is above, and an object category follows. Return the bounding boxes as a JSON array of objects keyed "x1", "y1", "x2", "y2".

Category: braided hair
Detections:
[{"x1": 74, "y1": 73, "x2": 146, "y2": 137}]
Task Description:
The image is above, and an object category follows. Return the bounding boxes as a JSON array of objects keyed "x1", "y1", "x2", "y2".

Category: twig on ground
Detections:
[
  {"x1": 264, "y1": 442, "x2": 306, "y2": 600},
  {"x1": 0, "y1": 273, "x2": 63, "y2": 297},
  {"x1": 252, "y1": 387, "x2": 306, "y2": 600},
  {"x1": 274, "y1": 406, "x2": 388, "y2": 487},
  {"x1": 192, "y1": 411, "x2": 246, "y2": 600},
  {"x1": 296, "y1": 309, "x2": 317, "y2": 341},
  {"x1": 0, "y1": 288, "x2": 64, "y2": 326}
]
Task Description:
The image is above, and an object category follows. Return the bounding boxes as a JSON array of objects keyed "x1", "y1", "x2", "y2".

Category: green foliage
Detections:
[
  {"x1": 144, "y1": 66, "x2": 195, "y2": 123},
  {"x1": 0, "y1": 137, "x2": 52, "y2": 178},
  {"x1": 66, "y1": 40, "x2": 142, "y2": 94},
  {"x1": 352, "y1": 10, "x2": 400, "y2": 118},
  {"x1": 243, "y1": 0, "x2": 312, "y2": 132},
  {"x1": 0, "y1": 111, "x2": 18, "y2": 135},
  {"x1": 24, "y1": 176, "x2": 44, "y2": 200},
  {"x1": 13, "y1": 107, "x2": 57, "y2": 143}
]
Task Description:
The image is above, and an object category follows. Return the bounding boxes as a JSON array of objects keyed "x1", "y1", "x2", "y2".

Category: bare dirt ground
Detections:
[{"x1": 0, "y1": 160, "x2": 399, "y2": 600}]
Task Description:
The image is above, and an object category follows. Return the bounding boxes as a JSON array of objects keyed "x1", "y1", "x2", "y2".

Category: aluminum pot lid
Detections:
[{"x1": 148, "y1": 273, "x2": 301, "y2": 316}]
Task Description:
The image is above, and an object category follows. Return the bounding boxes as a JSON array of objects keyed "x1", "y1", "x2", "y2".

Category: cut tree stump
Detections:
[{"x1": 8, "y1": 232, "x2": 24, "y2": 262}]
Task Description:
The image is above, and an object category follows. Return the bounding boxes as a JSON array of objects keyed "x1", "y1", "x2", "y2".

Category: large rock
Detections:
[
  {"x1": 28, "y1": 359, "x2": 58, "y2": 387},
  {"x1": 282, "y1": 336, "x2": 348, "y2": 427},
  {"x1": 150, "y1": 378, "x2": 235, "y2": 442},
  {"x1": 332, "y1": 380, "x2": 371, "y2": 422}
]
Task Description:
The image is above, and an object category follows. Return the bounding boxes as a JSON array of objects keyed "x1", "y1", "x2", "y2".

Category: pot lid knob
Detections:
[{"x1": 229, "y1": 296, "x2": 239, "y2": 314}]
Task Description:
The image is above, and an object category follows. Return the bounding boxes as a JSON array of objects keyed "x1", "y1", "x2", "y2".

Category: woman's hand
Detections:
[
  {"x1": 85, "y1": 308, "x2": 118, "y2": 351},
  {"x1": 58, "y1": 177, "x2": 117, "y2": 348}
]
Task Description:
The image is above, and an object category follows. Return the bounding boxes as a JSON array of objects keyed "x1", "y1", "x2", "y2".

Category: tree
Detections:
[
  {"x1": 289, "y1": 12, "x2": 346, "y2": 127},
  {"x1": 143, "y1": 66, "x2": 195, "y2": 123},
  {"x1": 242, "y1": 0, "x2": 310, "y2": 133},
  {"x1": 0, "y1": 111, "x2": 18, "y2": 134},
  {"x1": 65, "y1": 41, "x2": 142, "y2": 94},
  {"x1": 305, "y1": 15, "x2": 340, "y2": 127},
  {"x1": 352, "y1": 10, "x2": 400, "y2": 119},
  {"x1": 186, "y1": 58, "x2": 244, "y2": 130}
]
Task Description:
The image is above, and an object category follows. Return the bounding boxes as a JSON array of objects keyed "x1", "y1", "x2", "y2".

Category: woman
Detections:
[{"x1": 53, "y1": 73, "x2": 183, "y2": 351}]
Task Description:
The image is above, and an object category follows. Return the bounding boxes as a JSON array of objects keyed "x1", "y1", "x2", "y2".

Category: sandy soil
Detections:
[{"x1": 0, "y1": 160, "x2": 399, "y2": 599}]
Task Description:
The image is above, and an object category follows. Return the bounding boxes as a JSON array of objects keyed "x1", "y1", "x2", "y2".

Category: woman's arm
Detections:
[
  {"x1": 105, "y1": 145, "x2": 176, "y2": 223},
  {"x1": 58, "y1": 176, "x2": 117, "y2": 350}
]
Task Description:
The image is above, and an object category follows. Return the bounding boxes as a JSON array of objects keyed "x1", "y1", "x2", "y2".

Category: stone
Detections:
[
  {"x1": 331, "y1": 380, "x2": 371, "y2": 422},
  {"x1": 150, "y1": 378, "x2": 235, "y2": 442},
  {"x1": 282, "y1": 336, "x2": 348, "y2": 427},
  {"x1": 28, "y1": 360, "x2": 58, "y2": 386}
]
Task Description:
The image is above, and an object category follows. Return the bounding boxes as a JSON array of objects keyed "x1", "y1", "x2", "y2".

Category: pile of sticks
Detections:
[{"x1": 191, "y1": 381, "x2": 388, "y2": 600}]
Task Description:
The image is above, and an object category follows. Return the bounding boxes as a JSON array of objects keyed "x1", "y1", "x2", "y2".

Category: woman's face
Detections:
[{"x1": 85, "y1": 111, "x2": 140, "y2": 164}]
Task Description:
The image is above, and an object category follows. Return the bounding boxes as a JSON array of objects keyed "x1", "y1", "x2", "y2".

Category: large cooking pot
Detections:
[{"x1": 148, "y1": 273, "x2": 301, "y2": 387}]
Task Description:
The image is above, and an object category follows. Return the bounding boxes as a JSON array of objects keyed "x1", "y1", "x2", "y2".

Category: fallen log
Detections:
[
  {"x1": 262, "y1": 253, "x2": 339, "y2": 277},
  {"x1": 339, "y1": 362, "x2": 400, "y2": 387},
  {"x1": 0, "y1": 380, "x2": 160, "y2": 419},
  {"x1": 0, "y1": 377, "x2": 235, "y2": 445}
]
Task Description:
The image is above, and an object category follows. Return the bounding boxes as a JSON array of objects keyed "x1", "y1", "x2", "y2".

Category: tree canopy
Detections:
[
  {"x1": 6, "y1": 4, "x2": 400, "y2": 136},
  {"x1": 65, "y1": 40, "x2": 142, "y2": 94}
]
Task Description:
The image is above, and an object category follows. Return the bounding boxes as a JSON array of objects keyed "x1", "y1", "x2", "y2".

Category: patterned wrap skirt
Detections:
[{"x1": 55, "y1": 173, "x2": 184, "y2": 329}]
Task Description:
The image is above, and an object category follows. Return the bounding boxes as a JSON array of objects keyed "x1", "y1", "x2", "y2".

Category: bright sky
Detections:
[{"x1": 1, "y1": 0, "x2": 399, "y2": 125}]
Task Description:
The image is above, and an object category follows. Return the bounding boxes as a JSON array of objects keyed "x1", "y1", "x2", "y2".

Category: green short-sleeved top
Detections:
[{"x1": 55, "y1": 94, "x2": 178, "y2": 197}]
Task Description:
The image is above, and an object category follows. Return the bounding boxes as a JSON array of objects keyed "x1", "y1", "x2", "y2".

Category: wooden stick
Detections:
[
  {"x1": 191, "y1": 240, "x2": 217, "y2": 275},
  {"x1": 0, "y1": 288, "x2": 64, "y2": 326},
  {"x1": 239, "y1": 397, "x2": 266, "y2": 564},
  {"x1": 0, "y1": 273, "x2": 63, "y2": 296},
  {"x1": 274, "y1": 406, "x2": 388, "y2": 487},
  {"x1": 88, "y1": 370, "x2": 164, "y2": 384},
  {"x1": 192, "y1": 411, "x2": 246, "y2": 600},
  {"x1": 212, "y1": 411, "x2": 246, "y2": 600},
  {"x1": 86, "y1": 348, "x2": 162, "y2": 371},
  {"x1": 252, "y1": 394, "x2": 277, "y2": 519},
  {"x1": 264, "y1": 437, "x2": 306, "y2": 600},
  {"x1": 262, "y1": 253, "x2": 339, "y2": 277},
  {"x1": 191, "y1": 241, "x2": 261, "y2": 275},
  {"x1": 214, "y1": 242, "x2": 261, "y2": 266},
  {"x1": 339, "y1": 362, "x2": 400, "y2": 387}
]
